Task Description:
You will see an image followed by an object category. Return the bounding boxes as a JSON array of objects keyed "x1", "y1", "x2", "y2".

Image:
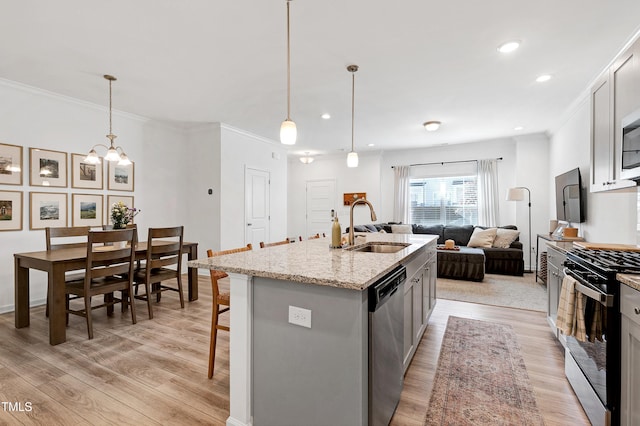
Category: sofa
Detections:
[{"x1": 349, "y1": 223, "x2": 524, "y2": 279}]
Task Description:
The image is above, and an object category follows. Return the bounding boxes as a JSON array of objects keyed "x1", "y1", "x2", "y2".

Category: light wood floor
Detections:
[{"x1": 0, "y1": 276, "x2": 589, "y2": 425}]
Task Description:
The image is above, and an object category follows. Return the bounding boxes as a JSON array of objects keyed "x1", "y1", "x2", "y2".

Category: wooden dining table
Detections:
[{"x1": 14, "y1": 241, "x2": 198, "y2": 345}]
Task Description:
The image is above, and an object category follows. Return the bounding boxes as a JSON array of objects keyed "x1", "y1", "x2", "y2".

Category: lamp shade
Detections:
[
  {"x1": 347, "y1": 151, "x2": 359, "y2": 168},
  {"x1": 506, "y1": 187, "x2": 525, "y2": 201},
  {"x1": 280, "y1": 119, "x2": 297, "y2": 145}
]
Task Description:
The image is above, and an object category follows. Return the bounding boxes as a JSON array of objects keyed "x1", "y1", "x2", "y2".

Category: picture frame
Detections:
[
  {"x1": 72, "y1": 193, "x2": 103, "y2": 227},
  {"x1": 107, "y1": 161, "x2": 134, "y2": 192},
  {"x1": 30, "y1": 192, "x2": 67, "y2": 230},
  {"x1": 71, "y1": 153, "x2": 103, "y2": 189},
  {"x1": 0, "y1": 143, "x2": 23, "y2": 185},
  {"x1": 0, "y1": 190, "x2": 23, "y2": 231},
  {"x1": 30, "y1": 148, "x2": 67, "y2": 187},
  {"x1": 106, "y1": 194, "x2": 134, "y2": 220}
]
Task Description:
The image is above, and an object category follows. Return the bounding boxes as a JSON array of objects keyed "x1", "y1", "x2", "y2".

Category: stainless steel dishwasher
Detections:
[{"x1": 368, "y1": 266, "x2": 406, "y2": 426}]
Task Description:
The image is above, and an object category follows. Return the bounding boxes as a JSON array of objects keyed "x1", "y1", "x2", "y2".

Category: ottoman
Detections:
[{"x1": 437, "y1": 247, "x2": 485, "y2": 281}]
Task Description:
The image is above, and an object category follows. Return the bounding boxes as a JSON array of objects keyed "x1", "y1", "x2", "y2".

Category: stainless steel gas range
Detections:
[{"x1": 563, "y1": 248, "x2": 640, "y2": 426}]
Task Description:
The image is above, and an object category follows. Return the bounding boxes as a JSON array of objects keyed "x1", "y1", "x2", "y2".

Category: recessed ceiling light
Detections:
[
  {"x1": 536, "y1": 74, "x2": 552, "y2": 83},
  {"x1": 423, "y1": 121, "x2": 441, "y2": 131},
  {"x1": 514, "y1": 126, "x2": 524, "y2": 131},
  {"x1": 367, "y1": 143, "x2": 375, "y2": 147},
  {"x1": 497, "y1": 41, "x2": 520, "y2": 53},
  {"x1": 321, "y1": 113, "x2": 331, "y2": 120}
]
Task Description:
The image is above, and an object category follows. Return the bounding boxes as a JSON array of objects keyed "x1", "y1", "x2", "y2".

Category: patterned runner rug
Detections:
[{"x1": 424, "y1": 316, "x2": 544, "y2": 426}]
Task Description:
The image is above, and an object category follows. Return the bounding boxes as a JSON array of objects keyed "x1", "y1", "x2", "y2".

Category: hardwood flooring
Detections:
[{"x1": 0, "y1": 277, "x2": 589, "y2": 425}]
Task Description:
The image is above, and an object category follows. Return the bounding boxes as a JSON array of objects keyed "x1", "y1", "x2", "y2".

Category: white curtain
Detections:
[
  {"x1": 477, "y1": 159, "x2": 499, "y2": 226},
  {"x1": 393, "y1": 165, "x2": 410, "y2": 224}
]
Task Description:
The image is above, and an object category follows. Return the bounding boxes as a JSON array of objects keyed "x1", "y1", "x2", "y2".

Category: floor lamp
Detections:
[{"x1": 506, "y1": 187, "x2": 532, "y2": 273}]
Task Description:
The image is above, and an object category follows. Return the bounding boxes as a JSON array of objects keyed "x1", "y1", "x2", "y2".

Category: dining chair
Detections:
[
  {"x1": 206, "y1": 243, "x2": 253, "y2": 378},
  {"x1": 64, "y1": 228, "x2": 137, "y2": 339},
  {"x1": 133, "y1": 226, "x2": 184, "y2": 319},
  {"x1": 44, "y1": 226, "x2": 91, "y2": 317},
  {"x1": 259, "y1": 239, "x2": 290, "y2": 248}
]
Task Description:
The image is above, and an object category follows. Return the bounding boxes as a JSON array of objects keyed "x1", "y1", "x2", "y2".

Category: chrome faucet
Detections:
[{"x1": 348, "y1": 199, "x2": 377, "y2": 246}]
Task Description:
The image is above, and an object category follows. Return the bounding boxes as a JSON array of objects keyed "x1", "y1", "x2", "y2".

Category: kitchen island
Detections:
[{"x1": 189, "y1": 233, "x2": 437, "y2": 426}]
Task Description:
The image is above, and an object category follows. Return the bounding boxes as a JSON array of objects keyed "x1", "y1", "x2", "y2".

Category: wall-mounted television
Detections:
[{"x1": 555, "y1": 167, "x2": 585, "y2": 223}]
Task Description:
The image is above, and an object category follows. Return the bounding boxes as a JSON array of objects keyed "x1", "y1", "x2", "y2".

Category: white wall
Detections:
[
  {"x1": 288, "y1": 152, "x2": 382, "y2": 239},
  {"x1": 549, "y1": 97, "x2": 637, "y2": 244},
  {"x1": 219, "y1": 125, "x2": 288, "y2": 250},
  {"x1": 0, "y1": 79, "x2": 190, "y2": 313}
]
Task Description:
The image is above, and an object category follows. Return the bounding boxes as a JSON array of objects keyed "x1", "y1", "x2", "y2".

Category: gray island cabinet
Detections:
[{"x1": 189, "y1": 233, "x2": 437, "y2": 426}]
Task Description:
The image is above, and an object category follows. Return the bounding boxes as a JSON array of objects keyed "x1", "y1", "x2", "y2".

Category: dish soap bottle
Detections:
[{"x1": 331, "y1": 215, "x2": 342, "y2": 248}]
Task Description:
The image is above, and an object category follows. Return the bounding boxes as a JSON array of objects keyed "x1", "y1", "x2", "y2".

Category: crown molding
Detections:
[{"x1": 0, "y1": 77, "x2": 149, "y2": 123}]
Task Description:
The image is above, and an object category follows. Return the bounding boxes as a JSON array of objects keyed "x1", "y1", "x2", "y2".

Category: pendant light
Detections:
[
  {"x1": 346, "y1": 65, "x2": 359, "y2": 168},
  {"x1": 85, "y1": 75, "x2": 132, "y2": 166},
  {"x1": 280, "y1": 0, "x2": 297, "y2": 145},
  {"x1": 299, "y1": 152, "x2": 314, "y2": 164}
]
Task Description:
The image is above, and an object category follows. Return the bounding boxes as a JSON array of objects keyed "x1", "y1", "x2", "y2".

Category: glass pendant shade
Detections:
[
  {"x1": 85, "y1": 149, "x2": 101, "y2": 164},
  {"x1": 117, "y1": 152, "x2": 132, "y2": 166},
  {"x1": 347, "y1": 151, "x2": 359, "y2": 168},
  {"x1": 280, "y1": 119, "x2": 297, "y2": 145},
  {"x1": 104, "y1": 146, "x2": 121, "y2": 161}
]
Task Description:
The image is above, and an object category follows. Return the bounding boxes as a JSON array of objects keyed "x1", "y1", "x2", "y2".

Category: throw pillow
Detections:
[
  {"x1": 493, "y1": 228, "x2": 520, "y2": 248},
  {"x1": 391, "y1": 224, "x2": 413, "y2": 234},
  {"x1": 467, "y1": 227, "x2": 497, "y2": 248}
]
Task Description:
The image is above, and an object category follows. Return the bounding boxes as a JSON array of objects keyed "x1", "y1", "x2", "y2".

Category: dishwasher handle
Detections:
[{"x1": 369, "y1": 266, "x2": 406, "y2": 312}]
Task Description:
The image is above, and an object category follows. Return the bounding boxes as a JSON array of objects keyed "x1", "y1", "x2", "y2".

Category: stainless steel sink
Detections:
[{"x1": 346, "y1": 242, "x2": 410, "y2": 253}]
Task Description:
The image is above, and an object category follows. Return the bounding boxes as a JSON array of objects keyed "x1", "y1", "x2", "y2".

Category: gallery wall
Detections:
[{"x1": 0, "y1": 79, "x2": 189, "y2": 313}]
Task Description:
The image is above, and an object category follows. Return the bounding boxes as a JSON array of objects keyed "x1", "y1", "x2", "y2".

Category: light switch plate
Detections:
[{"x1": 288, "y1": 305, "x2": 311, "y2": 328}]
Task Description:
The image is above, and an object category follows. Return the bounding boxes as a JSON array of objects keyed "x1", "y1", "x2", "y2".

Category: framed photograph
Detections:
[
  {"x1": 0, "y1": 190, "x2": 23, "y2": 231},
  {"x1": 72, "y1": 193, "x2": 103, "y2": 227},
  {"x1": 0, "y1": 143, "x2": 23, "y2": 185},
  {"x1": 30, "y1": 192, "x2": 67, "y2": 230},
  {"x1": 30, "y1": 148, "x2": 67, "y2": 187},
  {"x1": 108, "y1": 161, "x2": 134, "y2": 192},
  {"x1": 71, "y1": 153, "x2": 103, "y2": 189}
]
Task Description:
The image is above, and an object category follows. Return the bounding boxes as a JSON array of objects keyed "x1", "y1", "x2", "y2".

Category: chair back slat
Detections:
[
  {"x1": 149, "y1": 255, "x2": 180, "y2": 269},
  {"x1": 85, "y1": 229, "x2": 137, "y2": 285},
  {"x1": 144, "y1": 226, "x2": 184, "y2": 274},
  {"x1": 259, "y1": 239, "x2": 289, "y2": 249},
  {"x1": 46, "y1": 226, "x2": 91, "y2": 251}
]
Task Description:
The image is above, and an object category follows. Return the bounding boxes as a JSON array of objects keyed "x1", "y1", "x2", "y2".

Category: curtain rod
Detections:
[{"x1": 391, "y1": 157, "x2": 503, "y2": 168}]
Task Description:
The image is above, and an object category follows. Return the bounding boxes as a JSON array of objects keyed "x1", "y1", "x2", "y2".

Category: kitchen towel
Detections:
[
  {"x1": 556, "y1": 275, "x2": 588, "y2": 342},
  {"x1": 556, "y1": 275, "x2": 577, "y2": 336}
]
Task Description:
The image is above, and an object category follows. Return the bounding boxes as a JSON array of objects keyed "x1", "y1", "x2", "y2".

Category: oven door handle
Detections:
[{"x1": 563, "y1": 268, "x2": 614, "y2": 307}]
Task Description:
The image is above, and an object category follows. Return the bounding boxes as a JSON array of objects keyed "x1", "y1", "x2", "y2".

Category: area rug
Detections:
[
  {"x1": 436, "y1": 273, "x2": 546, "y2": 312},
  {"x1": 424, "y1": 316, "x2": 544, "y2": 426}
]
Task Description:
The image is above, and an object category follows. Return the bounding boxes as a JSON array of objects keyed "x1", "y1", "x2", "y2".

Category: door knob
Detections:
[
  {"x1": 634, "y1": 307, "x2": 640, "y2": 315},
  {"x1": 247, "y1": 223, "x2": 252, "y2": 226}
]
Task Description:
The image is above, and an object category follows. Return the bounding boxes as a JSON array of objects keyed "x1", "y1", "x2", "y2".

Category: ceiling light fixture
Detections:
[
  {"x1": 536, "y1": 74, "x2": 552, "y2": 83},
  {"x1": 84, "y1": 75, "x2": 132, "y2": 166},
  {"x1": 347, "y1": 65, "x2": 359, "y2": 168},
  {"x1": 497, "y1": 41, "x2": 520, "y2": 53},
  {"x1": 299, "y1": 152, "x2": 314, "y2": 164},
  {"x1": 321, "y1": 113, "x2": 331, "y2": 120},
  {"x1": 280, "y1": 0, "x2": 297, "y2": 145},
  {"x1": 423, "y1": 121, "x2": 441, "y2": 132},
  {"x1": 514, "y1": 126, "x2": 524, "y2": 131}
]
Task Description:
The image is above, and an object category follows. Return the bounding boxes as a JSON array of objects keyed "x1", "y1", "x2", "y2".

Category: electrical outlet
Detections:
[{"x1": 288, "y1": 305, "x2": 311, "y2": 328}]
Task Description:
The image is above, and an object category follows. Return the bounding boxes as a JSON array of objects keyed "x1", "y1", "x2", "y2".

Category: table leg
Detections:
[
  {"x1": 49, "y1": 264, "x2": 67, "y2": 345},
  {"x1": 14, "y1": 257, "x2": 30, "y2": 328},
  {"x1": 187, "y1": 244, "x2": 198, "y2": 301}
]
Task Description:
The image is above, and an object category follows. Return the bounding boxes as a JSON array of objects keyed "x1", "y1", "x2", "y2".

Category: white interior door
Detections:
[
  {"x1": 306, "y1": 179, "x2": 336, "y2": 238},
  {"x1": 246, "y1": 168, "x2": 270, "y2": 247}
]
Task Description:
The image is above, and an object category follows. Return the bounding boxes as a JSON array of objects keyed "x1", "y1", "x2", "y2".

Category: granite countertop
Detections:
[
  {"x1": 617, "y1": 273, "x2": 640, "y2": 292},
  {"x1": 188, "y1": 233, "x2": 437, "y2": 291}
]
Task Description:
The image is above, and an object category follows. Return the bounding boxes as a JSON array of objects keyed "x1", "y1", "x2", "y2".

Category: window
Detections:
[{"x1": 410, "y1": 176, "x2": 477, "y2": 226}]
